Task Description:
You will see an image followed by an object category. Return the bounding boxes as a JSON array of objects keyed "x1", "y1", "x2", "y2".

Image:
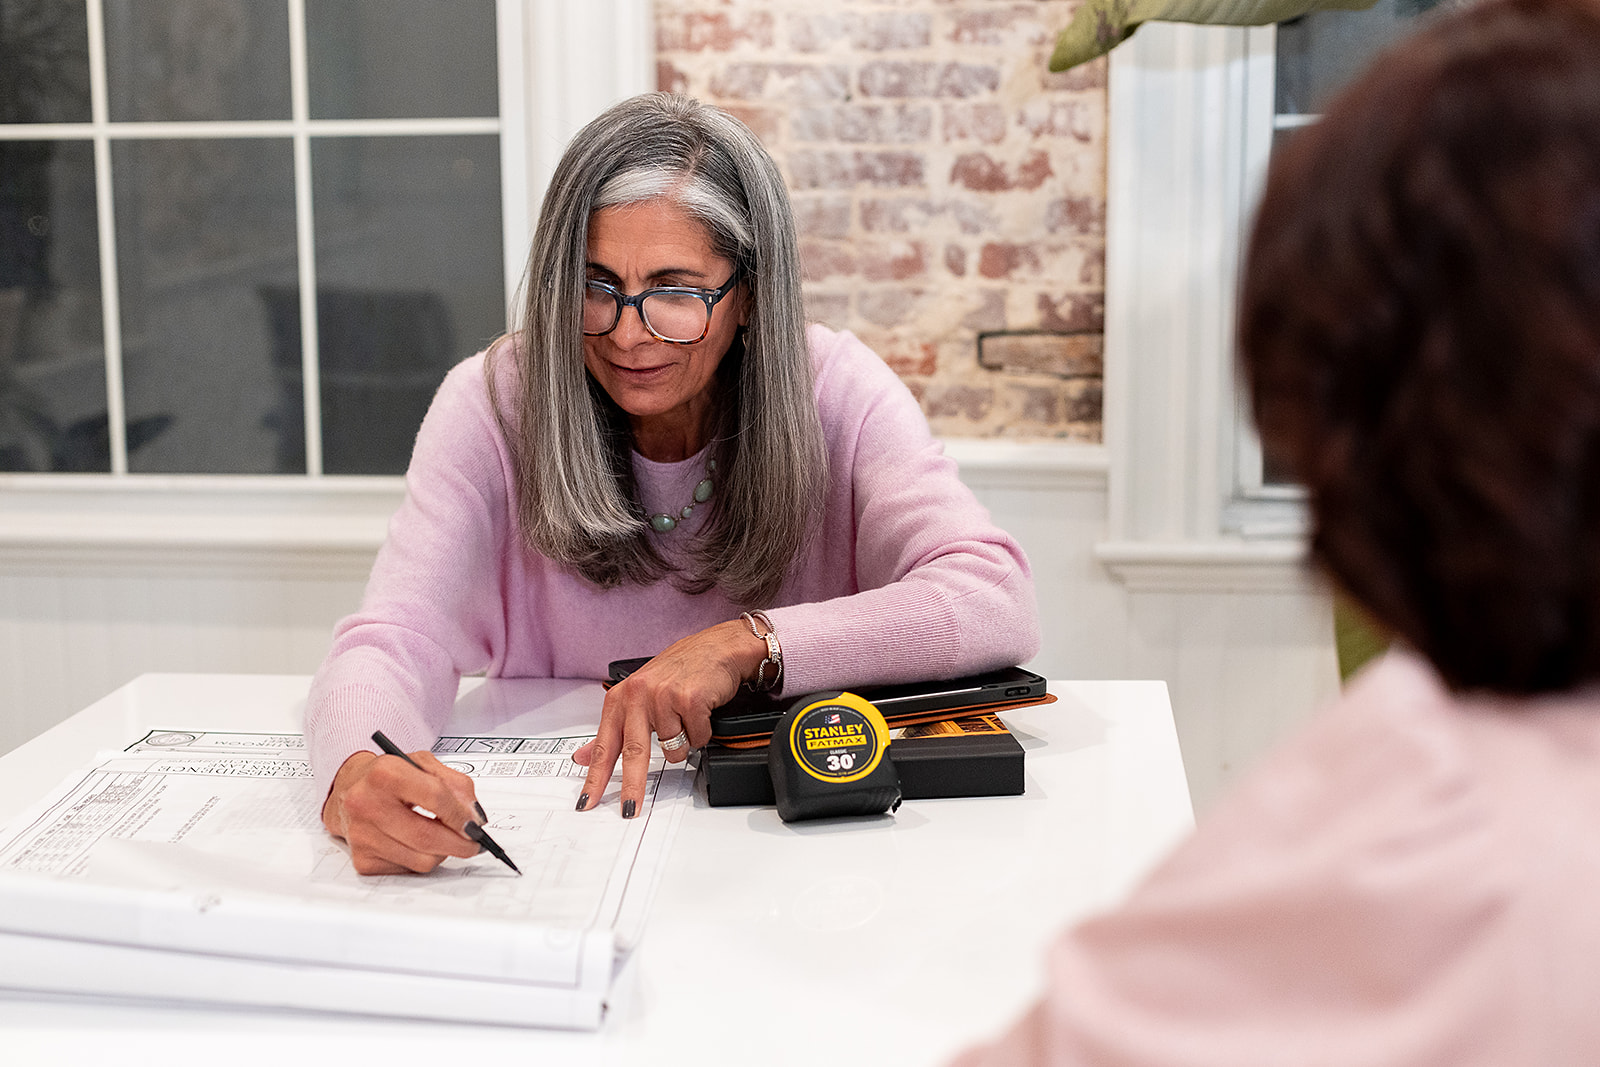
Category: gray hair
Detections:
[{"x1": 490, "y1": 92, "x2": 826, "y2": 606}]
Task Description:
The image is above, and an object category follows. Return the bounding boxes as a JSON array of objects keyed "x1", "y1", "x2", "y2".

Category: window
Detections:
[
  {"x1": 1100, "y1": 6, "x2": 1453, "y2": 567},
  {"x1": 1235, "y1": 0, "x2": 1456, "y2": 507},
  {"x1": 1, "y1": 0, "x2": 507, "y2": 477}
]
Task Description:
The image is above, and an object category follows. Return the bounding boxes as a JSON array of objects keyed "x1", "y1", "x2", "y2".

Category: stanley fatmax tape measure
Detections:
[{"x1": 769, "y1": 691, "x2": 902, "y2": 822}]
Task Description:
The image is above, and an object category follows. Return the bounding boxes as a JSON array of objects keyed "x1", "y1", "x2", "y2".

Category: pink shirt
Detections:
[
  {"x1": 305, "y1": 325, "x2": 1039, "y2": 798},
  {"x1": 952, "y1": 650, "x2": 1600, "y2": 1066}
]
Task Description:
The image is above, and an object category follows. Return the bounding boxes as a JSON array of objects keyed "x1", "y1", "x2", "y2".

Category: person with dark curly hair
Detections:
[{"x1": 950, "y1": 0, "x2": 1600, "y2": 1062}]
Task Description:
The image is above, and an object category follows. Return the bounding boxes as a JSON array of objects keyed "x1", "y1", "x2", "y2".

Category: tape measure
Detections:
[{"x1": 769, "y1": 691, "x2": 902, "y2": 822}]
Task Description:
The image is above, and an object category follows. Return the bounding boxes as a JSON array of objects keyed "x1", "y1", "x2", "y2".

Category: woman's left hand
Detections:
[{"x1": 572, "y1": 618, "x2": 768, "y2": 816}]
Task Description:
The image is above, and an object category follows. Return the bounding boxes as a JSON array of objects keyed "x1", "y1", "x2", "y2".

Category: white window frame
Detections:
[
  {"x1": 1094, "y1": 23, "x2": 1313, "y2": 592},
  {"x1": 0, "y1": 0, "x2": 653, "y2": 563}
]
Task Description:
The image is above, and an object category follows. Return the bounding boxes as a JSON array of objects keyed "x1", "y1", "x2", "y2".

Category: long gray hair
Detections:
[{"x1": 490, "y1": 92, "x2": 826, "y2": 605}]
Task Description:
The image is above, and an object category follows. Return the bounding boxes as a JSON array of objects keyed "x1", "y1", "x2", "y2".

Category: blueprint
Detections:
[{"x1": 0, "y1": 728, "x2": 689, "y2": 992}]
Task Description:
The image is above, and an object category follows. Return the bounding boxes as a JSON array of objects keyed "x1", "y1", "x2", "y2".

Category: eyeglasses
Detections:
[{"x1": 581, "y1": 268, "x2": 742, "y2": 345}]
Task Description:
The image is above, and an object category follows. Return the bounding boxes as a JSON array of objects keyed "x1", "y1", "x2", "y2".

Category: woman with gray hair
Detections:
[{"x1": 304, "y1": 92, "x2": 1039, "y2": 873}]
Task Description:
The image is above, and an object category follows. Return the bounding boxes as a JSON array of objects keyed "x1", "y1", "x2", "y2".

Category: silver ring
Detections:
[{"x1": 659, "y1": 730, "x2": 690, "y2": 752}]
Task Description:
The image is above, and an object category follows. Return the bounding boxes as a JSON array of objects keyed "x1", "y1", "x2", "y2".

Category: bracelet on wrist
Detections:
[{"x1": 741, "y1": 610, "x2": 783, "y2": 692}]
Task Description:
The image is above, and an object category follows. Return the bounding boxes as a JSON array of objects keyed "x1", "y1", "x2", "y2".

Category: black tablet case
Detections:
[{"x1": 608, "y1": 660, "x2": 1051, "y2": 748}]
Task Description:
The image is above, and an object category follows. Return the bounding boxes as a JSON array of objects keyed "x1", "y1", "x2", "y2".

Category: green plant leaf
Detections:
[{"x1": 1049, "y1": 0, "x2": 1381, "y2": 71}]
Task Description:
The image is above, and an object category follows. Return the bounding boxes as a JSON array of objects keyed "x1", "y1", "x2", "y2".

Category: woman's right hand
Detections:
[
  {"x1": 572, "y1": 618, "x2": 769, "y2": 817},
  {"x1": 321, "y1": 747, "x2": 486, "y2": 875}
]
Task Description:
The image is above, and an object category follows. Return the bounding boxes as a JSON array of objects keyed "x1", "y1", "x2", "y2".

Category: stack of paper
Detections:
[{"x1": 0, "y1": 729, "x2": 689, "y2": 1028}]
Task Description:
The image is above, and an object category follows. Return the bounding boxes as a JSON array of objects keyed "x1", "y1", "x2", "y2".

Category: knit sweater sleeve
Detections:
[
  {"x1": 302, "y1": 351, "x2": 512, "y2": 801},
  {"x1": 766, "y1": 326, "x2": 1040, "y2": 693}
]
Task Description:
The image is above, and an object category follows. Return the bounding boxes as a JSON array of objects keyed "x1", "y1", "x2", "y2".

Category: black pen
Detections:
[{"x1": 370, "y1": 730, "x2": 522, "y2": 876}]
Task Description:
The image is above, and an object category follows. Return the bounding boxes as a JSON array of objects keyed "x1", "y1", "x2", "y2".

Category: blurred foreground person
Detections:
[{"x1": 953, "y1": 0, "x2": 1600, "y2": 1062}]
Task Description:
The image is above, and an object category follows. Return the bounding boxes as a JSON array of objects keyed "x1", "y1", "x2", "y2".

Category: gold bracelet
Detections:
[{"x1": 741, "y1": 610, "x2": 782, "y2": 691}]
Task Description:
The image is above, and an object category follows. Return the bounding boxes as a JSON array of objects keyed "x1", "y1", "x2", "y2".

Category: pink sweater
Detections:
[
  {"x1": 305, "y1": 325, "x2": 1039, "y2": 797},
  {"x1": 951, "y1": 649, "x2": 1600, "y2": 1066}
]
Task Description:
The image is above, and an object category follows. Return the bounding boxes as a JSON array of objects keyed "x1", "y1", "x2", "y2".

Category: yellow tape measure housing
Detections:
[
  {"x1": 788, "y1": 691, "x2": 891, "y2": 784},
  {"x1": 770, "y1": 691, "x2": 901, "y2": 822}
]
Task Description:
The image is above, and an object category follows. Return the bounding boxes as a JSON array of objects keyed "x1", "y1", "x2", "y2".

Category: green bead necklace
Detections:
[{"x1": 649, "y1": 458, "x2": 715, "y2": 533}]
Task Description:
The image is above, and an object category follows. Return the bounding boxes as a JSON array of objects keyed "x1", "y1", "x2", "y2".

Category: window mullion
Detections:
[
  {"x1": 85, "y1": 0, "x2": 127, "y2": 476},
  {"x1": 496, "y1": 0, "x2": 528, "y2": 318},
  {"x1": 1232, "y1": 25, "x2": 1278, "y2": 506},
  {"x1": 287, "y1": 0, "x2": 323, "y2": 477}
]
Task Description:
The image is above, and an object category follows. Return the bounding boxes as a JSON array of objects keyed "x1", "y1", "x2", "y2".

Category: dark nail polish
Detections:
[
  {"x1": 575, "y1": 793, "x2": 589, "y2": 812},
  {"x1": 622, "y1": 798, "x2": 637, "y2": 819},
  {"x1": 474, "y1": 802, "x2": 488, "y2": 822},
  {"x1": 463, "y1": 820, "x2": 484, "y2": 840}
]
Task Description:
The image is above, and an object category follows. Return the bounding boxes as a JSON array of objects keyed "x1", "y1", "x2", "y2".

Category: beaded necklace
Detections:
[{"x1": 648, "y1": 458, "x2": 716, "y2": 533}]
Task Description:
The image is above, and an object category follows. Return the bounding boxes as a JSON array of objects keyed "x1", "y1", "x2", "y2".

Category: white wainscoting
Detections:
[{"x1": 0, "y1": 446, "x2": 1339, "y2": 810}]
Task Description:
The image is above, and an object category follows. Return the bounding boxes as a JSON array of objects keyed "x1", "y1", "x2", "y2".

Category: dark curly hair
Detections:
[{"x1": 1239, "y1": 0, "x2": 1600, "y2": 693}]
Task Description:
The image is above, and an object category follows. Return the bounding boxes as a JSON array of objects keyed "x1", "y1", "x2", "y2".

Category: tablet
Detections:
[{"x1": 606, "y1": 658, "x2": 1051, "y2": 746}]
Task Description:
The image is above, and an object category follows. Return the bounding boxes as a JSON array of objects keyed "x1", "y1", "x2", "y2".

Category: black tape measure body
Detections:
[{"x1": 769, "y1": 691, "x2": 901, "y2": 822}]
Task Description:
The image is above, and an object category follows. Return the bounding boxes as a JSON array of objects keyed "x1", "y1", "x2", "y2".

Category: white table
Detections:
[{"x1": 0, "y1": 674, "x2": 1193, "y2": 1067}]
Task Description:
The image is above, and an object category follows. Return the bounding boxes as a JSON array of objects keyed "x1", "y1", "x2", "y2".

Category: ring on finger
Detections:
[{"x1": 659, "y1": 729, "x2": 691, "y2": 753}]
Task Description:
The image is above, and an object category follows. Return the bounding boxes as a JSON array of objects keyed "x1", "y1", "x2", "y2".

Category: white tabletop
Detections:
[{"x1": 0, "y1": 674, "x2": 1193, "y2": 1067}]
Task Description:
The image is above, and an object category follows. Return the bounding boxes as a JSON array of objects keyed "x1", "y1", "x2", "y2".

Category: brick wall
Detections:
[{"x1": 655, "y1": 0, "x2": 1106, "y2": 440}]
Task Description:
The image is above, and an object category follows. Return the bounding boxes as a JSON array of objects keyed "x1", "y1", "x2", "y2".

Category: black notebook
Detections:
[{"x1": 698, "y1": 712, "x2": 1026, "y2": 807}]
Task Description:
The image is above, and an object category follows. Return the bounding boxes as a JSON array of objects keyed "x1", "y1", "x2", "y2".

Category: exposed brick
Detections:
[
  {"x1": 867, "y1": 335, "x2": 939, "y2": 376},
  {"x1": 805, "y1": 290, "x2": 850, "y2": 327},
  {"x1": 944, "y1": 244, "x2": 967, "y2": 277},
  {"x1": 854, "y1": 196, "x2": 997, "y2": 236},
  {"x1": 857, "y1": 288, "x2": 922, "y2": 329},
  {"x1": 787, "y1": 13, "x2": 840, "y2": 54},
  {"x1": 941, "y1": 103, "x2": 1008, "y2": 145},
  {"x1": 859, "y1": 197, "x2": 937, "y2": 234},
  {"x1": 1052, "y1": 378, "x2": 1106, "y2": 426},
  {"x1": 1078, "y1": 247, "x2": 1106, "y2": 287},
  {"x1": 1018, "y1": 384, "x2": 1064, "y2": 426},
  {"x1": 949, "y1": 6, "x2": 1053, "y2": 48},
  {"x1": 788, "y1": 149, "x2": 925, "y2": 190},
  {"x1": 1019, "y1": 98, "x2": 1101, "y2": 142},
  {"x1": 1004, "y1": 379, "x2": 1104, "y2": 435},
  {"x1": 856, "y1": 11, "x2": 934, "y2": 51},
  {"x1": 924, "y1": 384, "x2": 995, "y2": 421},
  {"x1": 935, "y1": 62, "x2": 1003, "y2": 100},
  {"x1": 1036, "y1": 291, "x2": 1105, "y2": 333},
  {"x1": 724, "y1": 105, "x2": 782, "y2": 142},
  {"x1": 1042, "y1": 56, "x2": 1109, "y2": 93},
  {"x1": 962, "y1": 290, "x2": 1008, "y2": 331},
  {"x1": 657, "y1": 59, "x2": 690, "y2": 95},
  {"x1": 950, "y1": 153, "x2": 1006, "y2": 192},
  {"x1": 858, "y1": 240, "x2": 929, "y2": 281},
  {"x1": 1066, "y1": 379, "x2": 1104, "y2": 426},
  {"x1": 710, "y1": 63, "x2": 850, "y2": 102},
  {"x1": 978, "y1": 242, "x2": 1042, "y2": 279},
  {"x1": 947, "y1": 200, "x2": 1002, "y2": 235},
  {"x1": 653, "y1": 0, "x2": 1108, "y2": 441},
  {"x1": 657, "y1": 11, "x2": 776, "y2": 53},
  {"x1": 859, "y1": 61, "x2": 1000, "y2": 100},
  {"x1": 950, "y1": 150, "x2": 1054, "y2": 192},
  {"x1": 790, "y1": 103, "x2": 933, "y2": 144},
  {"x1": 789, "y1": 12, "x2": 933, "y2": 53},
  {"x1": 791, "y1": 195, "x2": 853, "y2": 239},
  {"x1": 800, "y1": 240, "x2": 856, "y2": 282},
  {"x1": 858, "y1": 61, "x2": 931, "y2": 98},
  {"x1": 978, "y1": 331, "x2": 1103, "y2": 378},
  {"x1": 1044, "y1": 195, "x2": 1106, "y2": 237}
]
